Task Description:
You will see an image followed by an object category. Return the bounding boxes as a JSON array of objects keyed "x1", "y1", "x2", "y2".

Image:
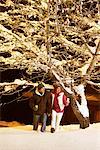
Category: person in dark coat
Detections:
[{"x1": 29, "y1": 83, "x2": 52, "y2": 132}]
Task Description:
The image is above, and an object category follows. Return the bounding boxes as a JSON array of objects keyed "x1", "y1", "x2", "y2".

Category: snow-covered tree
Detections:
[{"x1": 0, "y1": 0, "x2": 100, "y2": 128}]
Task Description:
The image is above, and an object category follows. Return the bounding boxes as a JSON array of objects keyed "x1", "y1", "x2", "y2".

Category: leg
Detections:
[
  {"x1": 41, "y1": 113, "x2": 47, "y2": 132},
  {"x1": 33, "y1": 114, "x2": 40, "y2": 131},
  {"x1": 51, "y1": 110, "x2": 57, "y2": 133},
  {"x1": 56, "y1": 112, "x2": 63, "y2": 131}
]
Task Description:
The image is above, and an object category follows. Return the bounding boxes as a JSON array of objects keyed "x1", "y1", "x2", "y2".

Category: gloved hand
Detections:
[
  {"x1": 47, "y1": 113, "x2": 51, "y2": 117},
  {"x1": 33, "y1": 105, "x2": 38, "y2": 111}
]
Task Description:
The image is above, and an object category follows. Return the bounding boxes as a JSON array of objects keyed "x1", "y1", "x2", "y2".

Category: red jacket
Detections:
[{"x1": 52, "y1": 92, "x2": 69, "y2": 113}]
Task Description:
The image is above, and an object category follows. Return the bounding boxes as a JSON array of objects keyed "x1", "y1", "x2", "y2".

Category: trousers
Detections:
[
  {"x1": 51, "y1": 110, "x2": 63, "y2": 130},
  {"x1": 33, "y1": 113, "x2": 47, "y2": 132}
]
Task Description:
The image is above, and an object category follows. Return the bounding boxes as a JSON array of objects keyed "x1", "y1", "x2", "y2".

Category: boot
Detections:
[{"x1": 51, "y1": 128, "x2": 55, "y2": 133}]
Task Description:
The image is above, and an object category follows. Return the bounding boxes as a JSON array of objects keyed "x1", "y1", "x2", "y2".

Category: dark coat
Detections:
[{"x1": 29, "y1": 89, "x2": 52, "y2": 115}]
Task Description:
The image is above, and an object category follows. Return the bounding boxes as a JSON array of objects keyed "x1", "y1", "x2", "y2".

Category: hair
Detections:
[
  {"x1": 53, "y1": 81, "x2": 60, "y2": 89},
  {"x1": 52, "y1": 81, "x2": 63, "y2": 93}
]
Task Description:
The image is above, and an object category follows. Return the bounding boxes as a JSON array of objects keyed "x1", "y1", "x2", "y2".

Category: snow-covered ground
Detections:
[{"x1": 0, "y1": 123, "x2": 100, "y2": 150}]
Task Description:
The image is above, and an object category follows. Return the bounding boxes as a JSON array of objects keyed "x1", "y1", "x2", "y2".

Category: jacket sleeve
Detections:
[
  {"x1": 29, "y1": 94, "x2": 35, "y2": 110},
  {"x1": 63, "y1": 95, "x2": 69, "y2": 106},
  {"x1": 46, "y1": 92, "x2": 52, "y2": 114}
]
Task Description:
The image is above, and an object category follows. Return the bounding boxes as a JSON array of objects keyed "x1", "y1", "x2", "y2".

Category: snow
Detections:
[
  {"x1": 0, "y1": 123, "x2": 100, "y2": 150},
  {"x1": 74, "y1": 84, "x2": 89, "y2": 117}
]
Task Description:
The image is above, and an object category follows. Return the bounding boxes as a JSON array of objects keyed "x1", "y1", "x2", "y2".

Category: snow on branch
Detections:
[
  {"x1": 86, "y1": 80, "x2": 100, "y2": 86},
  {"x1": 0, "y1": 79, "x2": 53, "y2": 90},
  {"x1": 52, "y1": 69, "x2": 73, "y2": 94},
  {"x1": 0, "y1": 79, "x2": 28, "y2": 87}
]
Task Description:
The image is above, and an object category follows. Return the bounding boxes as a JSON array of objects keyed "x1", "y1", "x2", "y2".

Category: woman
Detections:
[{"x1": 51, "y1": 83, "x2": 69, "y2": 133}]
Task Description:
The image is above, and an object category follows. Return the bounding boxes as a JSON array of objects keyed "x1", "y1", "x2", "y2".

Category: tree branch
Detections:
[{"x1": 86, "y1": 41, "x2": 100, "y2": 75}]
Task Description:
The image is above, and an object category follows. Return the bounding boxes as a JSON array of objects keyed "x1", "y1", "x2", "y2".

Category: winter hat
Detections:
[{"x1": 38, "y1": 82, "x2": 45, "y2": 90}]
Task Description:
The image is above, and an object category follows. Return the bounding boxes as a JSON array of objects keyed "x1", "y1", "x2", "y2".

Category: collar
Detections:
[
  {"x1": 52, "y1": 92, "x2": 64, "y2": 97},
  {"x1": 35, "y1": 88, "x2": 44, "y2": 96}
]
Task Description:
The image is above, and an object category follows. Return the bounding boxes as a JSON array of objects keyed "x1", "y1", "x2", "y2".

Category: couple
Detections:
[{"x1": 29, "y1": 82, "x2": 69, "y2": 133}]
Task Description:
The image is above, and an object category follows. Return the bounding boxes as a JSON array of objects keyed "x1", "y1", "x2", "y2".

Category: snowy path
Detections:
[{"x1": 0, "y1": 124, "x2": 100, "y2": 150}]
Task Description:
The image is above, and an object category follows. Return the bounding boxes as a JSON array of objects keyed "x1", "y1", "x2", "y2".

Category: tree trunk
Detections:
[
  {"x1": 0, "y1": 102, "x2": 2, "y2": 121},
  {"x1": 62, "y1": 88, "x2": 90, "y2": 129},
  {"x1": 70, "y1": 97, "x2": 89, "y2": 129}
]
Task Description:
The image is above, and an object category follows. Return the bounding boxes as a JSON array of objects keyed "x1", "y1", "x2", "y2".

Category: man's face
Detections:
[{"x1": 39, "y1": 87, "x2": 45, "y2": 94}]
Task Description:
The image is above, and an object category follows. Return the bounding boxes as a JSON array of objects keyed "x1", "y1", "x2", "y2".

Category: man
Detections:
[{"x1": 29, "y1": 82, "x2": 52, "y2": 132}]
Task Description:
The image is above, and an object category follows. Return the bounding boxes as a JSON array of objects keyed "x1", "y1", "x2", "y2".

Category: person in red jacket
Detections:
[{"x1": 51, "y1": 82, "x2": 69, "y2": 133}]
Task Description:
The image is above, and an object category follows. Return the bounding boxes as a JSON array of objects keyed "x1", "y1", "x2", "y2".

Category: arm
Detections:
[
  {"x1": 63, "y1": 95, "x2": 70, "y2": 106},
  {"x1": 46, "y1": 92, "x2": 52, "y2": 114},
  {"x1": 29, "y1": 97, "x2": 34, "y2": 110},
  {"x1": 29, "y1": 96, "x2": 39, "y2": 111}
]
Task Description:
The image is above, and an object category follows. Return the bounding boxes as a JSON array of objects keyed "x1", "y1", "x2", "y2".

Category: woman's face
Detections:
[{"x1": 56, "y1": 87, "x2": 61, "y2": 94}]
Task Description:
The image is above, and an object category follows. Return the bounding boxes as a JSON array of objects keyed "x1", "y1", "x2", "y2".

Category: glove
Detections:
[
  {"x1": 33, "y1": 105, "x2": 38, "y2": 111},
  {"x1": 47, "y1": 113, "x2": 51, "y2": 117}
]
